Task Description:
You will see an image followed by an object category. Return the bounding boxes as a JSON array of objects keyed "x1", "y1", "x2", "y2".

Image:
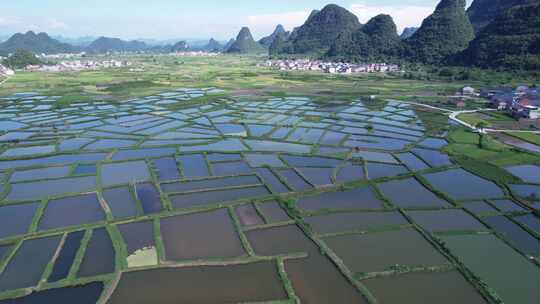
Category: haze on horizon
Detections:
[{"x1": 0, "y1": 0, "x2": 473, "y2": 41}]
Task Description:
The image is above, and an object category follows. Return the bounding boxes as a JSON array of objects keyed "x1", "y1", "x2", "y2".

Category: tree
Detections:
[
  {"x1": 476, "y1": 121, "x2": 488, "y2": 148},
  {"x1": 2, "y1": 49, "x2": 42, "y2": 69}
]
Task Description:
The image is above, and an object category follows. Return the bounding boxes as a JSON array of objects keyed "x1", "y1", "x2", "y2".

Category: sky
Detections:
[{"x1": 0, "y1": 0, "x2": 473, "y2": 41}]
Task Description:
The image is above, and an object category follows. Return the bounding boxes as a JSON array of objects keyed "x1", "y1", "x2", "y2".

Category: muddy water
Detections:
[
  {"x1": 235, "y1": 204, "x2": 264, "y2": 226},
  {"x1": 107, "y1": 261, "x2": 287, "y2": 304},
  {"x1": 377, "y1": 178, "x2": 450, "y2": 208},
  {"x1": 169, "y1": 186, "x2": 270, "y2": 209},
  {"x1": 323, "y1": 228, "x2": 448, "y2": 273},
  {"x1": 363, "y1": 271, "x2": 487, "y2": 304},
  {"x1": 297, "y1": 187, "x2": 384, "y2": 211},
  {"x1": 160, "y1": 209, "x2": 245, "y2": 261},
  {"x1": 305, "y1": 211, "x2": 408, "y2": 234},
  {"x1": 245, "y1": 225, "x2": 366, "y2": 303}
]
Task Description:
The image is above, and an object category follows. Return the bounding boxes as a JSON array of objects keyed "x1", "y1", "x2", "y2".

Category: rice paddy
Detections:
[{"x1": 0, "y1": 70, "x2": 539, "y2": 303}]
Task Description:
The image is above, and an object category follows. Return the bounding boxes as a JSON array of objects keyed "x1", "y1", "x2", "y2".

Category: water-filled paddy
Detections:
[
  {"x1": 0, "y1": 236, "x2": 61, "y2": 291},
  {"x1": 118, "y1": 221, "x2": 157, "y2": 267},
  {"x1": 297, "y1": 187, "x2": 383, "y2": 211},
  {"x1": 103, "y1": 186, "x2": 139, "y2": 219},
  {"x1": 423, "y1": 169, "x2": 504, "y2": 201},
  {"x1": 505, "y1": 165, "x2": 540, "y2": 184},
  {"x1": 0, "y1": 282, "x2": 104, "y2": 304},
  {"x1": 305, "y1": 211, "x2": 408, "y2": 234},
  {"x1": 107, "y1": 262, "x2": 287, "y2": 304},
  {"x1": 77, "y1": 228, "x2": 116, "y2": 277},
  {"x1": 48, "y1": 231, "x2": 85, "y2": 282},
  {"x1": 362, "y1": 271, "x2": 487, "y2": 304},
  {"x1": 378, "y1": 178, "x2": 450, "y2": 208},
  {"x1": 1, "y1": 90, "x2": 539, "y2": 303},
  {"x1": 160, "y1": 209, "x2": 245, "y2": 260},
  {"x1": 0, "y1": 202, "x2": 39, "y2": 239},
  {"x1": 441, "y1": 234, "x2": 540, "y2": 304},
  {"x1": 38, "y1": 194, "x2": 106, "y2": 231},
  {"x1": 407, "y1": 209, "x2": 487, "y2": 232},
  {"x1": 323, "y1": 228, "x2": 448, "y2": 273}
]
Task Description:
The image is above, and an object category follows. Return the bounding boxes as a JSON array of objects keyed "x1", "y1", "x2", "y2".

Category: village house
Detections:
[
  {"x1": 447, "y1": 97, "x2": 467, "y2": 108},
  {"x1": 461, "y1": 86, "x2": 477, "y2": 96},
  {"x1": 487, "y1": 86, "x2": 540, "y2": 120},
  {"x1": 510, "y1": 95, "x2": 540, "y2": 119},
  {"x1": 0, "y1": 64, "x2": 15, "y2": 76},
  {"x1": 264, "y1": 59, "x2": 400, "y2": 75},
  {"x1": 490, "y1": 92, "x2": 515, "y2": 110}
]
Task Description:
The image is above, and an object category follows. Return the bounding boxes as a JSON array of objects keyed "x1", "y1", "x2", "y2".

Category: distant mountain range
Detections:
[
  {"x1": 85, "y1": 37, "x2": 149, "y2": 54},
  {"x1": 270, "y1": 0, "x2": 539, "y2": 70},
  {"x1": 0, "y1": 0, "x2": 537, "y2": 71},
  {"x1": 0, "y1": 31, "x2": 77, "y2": 56},
  {"x1": 0, "y1": 31, "x2": 231, "y2": 55}
]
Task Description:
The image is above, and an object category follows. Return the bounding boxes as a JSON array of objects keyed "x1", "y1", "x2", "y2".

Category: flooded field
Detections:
[{"x1": 0, "y1": 89, "x2": 539, "y2": 303}]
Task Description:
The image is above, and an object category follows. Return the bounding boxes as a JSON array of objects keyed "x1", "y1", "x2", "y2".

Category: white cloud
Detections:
[
  {"x1": 0, "y1": 16, "x2": 20, "y2": 26},
  {"x1": 350, "y1": 3, "x2": 434, "y2": 33},
  {"x1": 47, "y1": 18, "x2": 68, "y2": 30},
  {"x1": 247, "y1": 11, "x2": 310, "y2": 38}
]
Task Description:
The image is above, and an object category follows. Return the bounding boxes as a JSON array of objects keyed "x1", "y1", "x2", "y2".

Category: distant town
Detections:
[
  {"x1": 264, "y1": 59, "x2": 401, "y2": 75},
  {"x1": 25, "y1": 59, "x2": 132, "y2": 72}
]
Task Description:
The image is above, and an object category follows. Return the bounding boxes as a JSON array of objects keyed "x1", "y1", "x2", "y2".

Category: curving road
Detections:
[{"x1": 386, "y1": 99, "x2": 540, "y2": 135}]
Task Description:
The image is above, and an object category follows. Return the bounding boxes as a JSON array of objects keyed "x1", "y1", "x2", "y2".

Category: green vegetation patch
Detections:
[{"x1": 452, "y1": 156, "x2": 522, "y2": 185}]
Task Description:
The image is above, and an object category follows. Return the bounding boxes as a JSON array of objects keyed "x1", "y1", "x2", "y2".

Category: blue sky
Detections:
[{"x1": 0, "y1": 0, "x2": 472, "y2": 40}]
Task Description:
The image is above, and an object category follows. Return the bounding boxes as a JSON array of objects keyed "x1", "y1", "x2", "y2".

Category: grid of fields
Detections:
[{"x1": 0, "y1": 88, "x2": 539, "y2": 303}]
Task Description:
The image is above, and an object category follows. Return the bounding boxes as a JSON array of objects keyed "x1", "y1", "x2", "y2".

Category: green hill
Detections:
[
  {"x1": 259, "y1": 25, "x2": 288, "y2": 48},
  {"x1": 0, "y1": 31, "x2": 76, "y2": 56},
  {"x1": 467, "y1": 0, "x2": 534, "y2": 32},
  {"x1": 225, "y1": 27, "x2": 265, "y2": 54},
  {"x1": 327, "y1": 14, "x2": 402, "y2": 62},
  {"x1": 223, "y1": 39, "x2": 236, "y2": 52},
  {"x1": 454, "y1": 2, "x2": 540, "y2": 69},
  {"x1": 170, "y1": 41, "x2": 189, "y2": 52},
  {"x1": 405, "y1": 0, "x2": 475, "y2": 64},
  {"x1": 204, "y1": 38, "x2": 223, "y2": 52},
  {"x1": 86, "y1": 37, "x2": 149, "y2": 54},
  {"x1": 272, "y1": 4, "x2": 361, "y2": 56}
]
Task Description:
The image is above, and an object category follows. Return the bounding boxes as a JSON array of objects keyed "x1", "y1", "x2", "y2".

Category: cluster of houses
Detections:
[
  {"x1": 264, "y1": 59, "x2": 401, "y2": 74},
  {"x1": 25, "y1": 60, "x2": 132, "y2": 72},
  {"x1": 173, "y1": 51, "x2": 220, "y2": 57},
  {"x1": 460, "y1": 86, "x2": 540, "y2": 120},
  {"x1": 0, "y1": 64, "x2": 15, "y2": 76},
  {"x1": 37, "y1": 53, "x2": 85, "y2": 59}
]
